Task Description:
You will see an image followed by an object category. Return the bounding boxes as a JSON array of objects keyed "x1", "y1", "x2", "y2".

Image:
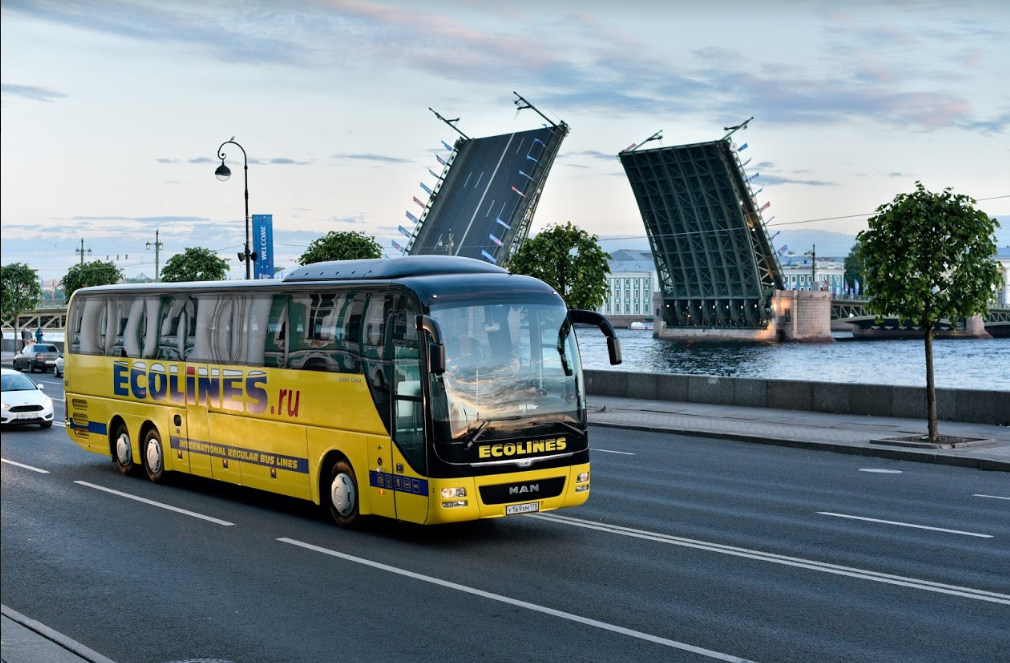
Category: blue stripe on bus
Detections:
[
  {"x1": 369, "y1": 470, "x2": 428, "y2": 496},
  {"x1": 169, "y1": 436, "x2": 309, "y2": 474},
  {"x1": 68, "y1": 419, "x2": 109, "y2": 435}
]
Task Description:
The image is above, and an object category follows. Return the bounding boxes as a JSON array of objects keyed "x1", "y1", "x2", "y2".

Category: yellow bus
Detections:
[{"x1": 63, "y1": 257, "x2": 621, "y2": 526}]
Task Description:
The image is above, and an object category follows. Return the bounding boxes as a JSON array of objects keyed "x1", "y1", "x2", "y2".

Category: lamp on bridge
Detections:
[
  {"x1": 146, "y1": 229, "x2": 164, "y2": 282},
  {"x1": 215, "y1": 138, "x2": 257, "y2": 279}
]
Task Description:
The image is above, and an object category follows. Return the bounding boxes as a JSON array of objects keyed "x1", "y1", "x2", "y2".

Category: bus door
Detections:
[
  {"x1": 389, "y1": 304, "x2": 429, "y2": 523},
  {"x1": 361, "y1": 293, "x2": 397, "y2": 519},
  {"x1": 183, "y1": 364, "x2": 216, "y2": 480}
]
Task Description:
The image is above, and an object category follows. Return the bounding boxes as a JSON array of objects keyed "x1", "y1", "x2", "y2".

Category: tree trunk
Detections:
[{"x1": 923, "y1": 321, "x2": 938, "y2": 442}]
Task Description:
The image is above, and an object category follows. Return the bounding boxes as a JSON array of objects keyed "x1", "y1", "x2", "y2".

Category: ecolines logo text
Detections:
[
  {"x1": 112, "y1": 361, "x2": 300, "y2": 417},
  {"x1": 478, "y1": 437, "x2": 566, "y2": 459}
]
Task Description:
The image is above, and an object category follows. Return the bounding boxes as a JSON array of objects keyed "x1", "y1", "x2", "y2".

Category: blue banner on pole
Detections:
[{"x1": 252, "y1": 214, "x2": 275, "y2": 279}]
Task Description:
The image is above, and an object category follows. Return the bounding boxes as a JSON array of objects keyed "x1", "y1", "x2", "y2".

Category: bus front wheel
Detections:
[
  {"x1": 326, "y1": 460, "x2": 359, "y2": 528},
  {"x1": 143, "y1": 428, "x2": 165, "y2": 483},
  {"x1": 113, "y1": 422, "x2": 137, "y2": 476}
]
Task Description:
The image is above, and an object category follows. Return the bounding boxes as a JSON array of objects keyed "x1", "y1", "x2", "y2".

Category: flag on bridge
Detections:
[{"x1": 441, "y1": 140, "x2": 454, "y2": 152}]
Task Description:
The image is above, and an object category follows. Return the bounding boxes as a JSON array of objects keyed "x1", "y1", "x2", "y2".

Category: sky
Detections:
[{"x1": 2, "y1": 0, "x2": 1008, "y2": 283}]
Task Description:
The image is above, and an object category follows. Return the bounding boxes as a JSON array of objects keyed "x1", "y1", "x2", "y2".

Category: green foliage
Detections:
[
  {"x1": 160, "y1": 247, "x2": 229, "y2": 282},
  {"x1": 507, "y1": 222, "x2": 611, "y2": 310},
  {"x1": 857, "y1": 182, "x2": 1000, "y2": 325},
  {"x1": 857, "y1": 181, "x2": 1000, "y2": 442},
  {"x1": 61, "y1": 260, "x2": 124, "y2": 299},
  {"x1": 843, "y1": 240, "x2": 864, "y2": 292},
  {"x1": 299, "y1": 231, "x2": 382, "y2": 265},
  {"x1": 2, "y1": 263, "x2": 43, "y2": 345}
]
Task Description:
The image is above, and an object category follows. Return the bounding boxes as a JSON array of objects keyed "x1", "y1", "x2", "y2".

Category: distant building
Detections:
[
  {"x1": 996, "y1": 246, "x2": 1010, "y2": 307},
  {"x1": 778, "y1": 253, "x2": 846, "y2": 294},
  {"x1": 597, "y1": 250, "x2": 658, "y2": 325}
]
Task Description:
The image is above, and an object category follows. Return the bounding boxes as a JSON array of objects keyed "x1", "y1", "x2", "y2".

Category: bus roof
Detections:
[{"x1": 284, "y1": 256, "x2": 506, "y2": 282}]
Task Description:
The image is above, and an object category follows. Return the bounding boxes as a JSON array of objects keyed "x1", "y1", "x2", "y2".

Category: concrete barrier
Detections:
[{"x1": 583, "y1": 369, "x2": 1010, "y2": 426}]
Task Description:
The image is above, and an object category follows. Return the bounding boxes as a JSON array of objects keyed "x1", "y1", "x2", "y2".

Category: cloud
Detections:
[
  {"x1": 333, "y1": 153, "x2": 411, "y2": 163},
  {"x1": 1, "y1": 83, "x2": 67, "y2": 102},
  {"x1": 757, "y1": 175, "x2": 836, "y2": 187},
  {"x1": 564, "y1": 150, "x2": 618, "y2": 161}
]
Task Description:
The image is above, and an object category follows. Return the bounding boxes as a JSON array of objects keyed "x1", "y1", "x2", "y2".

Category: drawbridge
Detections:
[
  {"x1": 619, "y1": 124, "x2": 783, "y2": 329},
  {"x1": 396, "y1": 94, "x2": 569, "y2": 266}
]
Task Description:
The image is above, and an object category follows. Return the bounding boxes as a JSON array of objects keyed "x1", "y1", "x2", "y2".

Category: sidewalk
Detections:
[
  {"x1": 1, "y1": 606, "x2": 116, "y2": 663},
  {"x1": 586, "y1": 395, "x2": 1010, "y2": 472}
]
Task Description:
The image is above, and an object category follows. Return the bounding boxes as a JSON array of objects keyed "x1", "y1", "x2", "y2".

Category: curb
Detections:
[
  {"x1": 1, "y1": 604, "x2": 117, "y2": 663},
  {"x1": 588, "y1": 420, "x2": 1010, "y2": 472}
]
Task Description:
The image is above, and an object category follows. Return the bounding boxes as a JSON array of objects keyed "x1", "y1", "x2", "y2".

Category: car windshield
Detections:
[
  {"x1": 2, "y1": 373, "x2": 38, "y2": 392},
  {"x1": 427, "y1": 296, "x2": 583, "y2": 440}
]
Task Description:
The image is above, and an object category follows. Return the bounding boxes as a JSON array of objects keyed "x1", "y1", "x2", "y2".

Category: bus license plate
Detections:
[{"x1": 506, "y1": 502, "x2": 539, "y2": 515}]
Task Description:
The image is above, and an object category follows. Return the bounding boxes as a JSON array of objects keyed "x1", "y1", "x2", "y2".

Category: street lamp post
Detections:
[
  {"x1": 75, "y1": 238, "x2": 92, "y2": 266},
  {"x1": 215, "y1": 138, "x2": 256, "y2": 279},
  {"x1": 146, "y1": 229, "x2": 164, "y2": 282},
  {"x1": 804, "y1": 244, "x2": 818, "y2": 290}
]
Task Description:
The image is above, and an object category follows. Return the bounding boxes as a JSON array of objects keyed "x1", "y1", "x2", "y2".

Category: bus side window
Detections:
[
  {"x1": 361, "y1": 293, "x2": 393, "y2": 432},
  {"x1": 77, "y1": 297, "x2": 106, "y2": 355},
  {"x1": 241, "y1": 295, "x2": 276, "y2": 367},
  {"x1": 337, "y1": 293, "x2": 365, "y2": 373},
  {"x1": 158, "y1": 296, "x2": 192, "y2": 361}
]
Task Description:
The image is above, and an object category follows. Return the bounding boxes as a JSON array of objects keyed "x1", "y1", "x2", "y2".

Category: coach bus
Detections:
[{"x1": 63, "y1": 256, "x2": 621, "y2": 526}]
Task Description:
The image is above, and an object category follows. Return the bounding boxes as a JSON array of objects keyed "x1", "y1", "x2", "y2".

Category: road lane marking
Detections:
[
  {"x1": 859, "y1": 468, "x2": 902, "y2": 473},
  {"x1": 974, "y1": 494, "x2": 1010, "y2": 501},
  {"x1": 1, "y1": 458, "x2": 50, "y2": 474},
  {"x1": 278, "y1": 537, "x2": 760, "y2": 663},
  {"x1": 591, "y1": 448, "x2": 636, "y2": 455},
  {"x1": 816, "y1": 512, "x2": 993, "y2": 538},
  {"x1": 75, "y1": 481, "x2": 234, "y2": 526},
  {"x1": 534, "y1": 513, "x2": 1010, "y2": 605}
]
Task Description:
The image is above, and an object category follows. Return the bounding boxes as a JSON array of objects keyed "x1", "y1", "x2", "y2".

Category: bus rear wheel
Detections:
[
  {"x1": 113, "y1": 422, "x2": 137, "y2": 476},
  {"x1": 143, "y1": 428, "x2": 165, "y2": 483},
  {"x1": 326, "y1": 459, "x2": 359, "y2": 528}
]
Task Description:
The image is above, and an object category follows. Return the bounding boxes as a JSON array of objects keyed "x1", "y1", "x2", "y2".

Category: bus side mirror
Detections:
[
  {"x1": 607, "y1": 336, "x2": 622, "y2": 365},
  {"x1": 428, "y1": 343, "x2": 446, "y2": 375},
  {"x1": 568, "y1": 309, "x2": 622, "y2": 366},
  {"x1": 416, "y1": 314, "x2": 446, "y2": 375}
]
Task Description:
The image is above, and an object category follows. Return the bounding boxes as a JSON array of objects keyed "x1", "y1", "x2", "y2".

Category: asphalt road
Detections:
[{"x1": 2, "y1": 371, "x2": 1008, "y2": 663}]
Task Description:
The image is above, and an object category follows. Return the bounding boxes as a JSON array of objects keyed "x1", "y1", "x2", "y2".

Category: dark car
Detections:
[{"x1": 13, "y1": 343, "x2": 60, "y2": 373}]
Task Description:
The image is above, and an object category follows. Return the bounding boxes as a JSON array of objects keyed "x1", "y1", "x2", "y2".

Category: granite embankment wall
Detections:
[{"x1": 584, "y1": 370, "x2": 1009, "y2": 426}]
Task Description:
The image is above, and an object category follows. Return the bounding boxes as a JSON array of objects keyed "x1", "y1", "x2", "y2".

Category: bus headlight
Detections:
[
  {"x1": 442, "y1": 500, "x2": 468, "y2": 508},
  {"x1": 441, "y1": 487, "x2": 466, "y2": 499},
  {"x1": 577, "y1": 471, "x2": 589, "y2": 483}
]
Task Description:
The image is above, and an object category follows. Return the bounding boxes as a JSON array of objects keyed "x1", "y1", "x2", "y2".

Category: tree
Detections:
[
  {"x1": 160, "y1": 247, "x2": 229, "y2": 282},
  {"x1": 299, "y1": 231, "x2": 382, "y2": 265},
  {"x1": 1, "y1": 262, "x2": 43, "y2": 351},
  {"x1": 61, "y1": 260, "x2": 123, "y2": 299},
  {"x1": 843, "y1": 240, "x2": 864, "y2": 293},
  {"x1": 508, "y1": 222, "x2": 610, "y2": 310},
  {"x1": 857, "y1": 182, "x2": 1001, "y2": 442}
]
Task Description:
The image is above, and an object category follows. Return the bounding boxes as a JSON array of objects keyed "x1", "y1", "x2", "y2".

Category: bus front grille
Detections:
[{"x1": 479, "y1": 477, "x2": 566, "y2": 505}]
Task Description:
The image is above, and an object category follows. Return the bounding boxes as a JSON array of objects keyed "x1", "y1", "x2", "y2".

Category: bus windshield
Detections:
[{"x1": 428, "y1": 297, "x2": 583, "y2": 441}]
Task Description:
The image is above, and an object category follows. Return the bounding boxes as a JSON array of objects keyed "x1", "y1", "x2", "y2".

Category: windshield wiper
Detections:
[{"x1": 462, "y1": 420, "x2": 490, "y2": 450}]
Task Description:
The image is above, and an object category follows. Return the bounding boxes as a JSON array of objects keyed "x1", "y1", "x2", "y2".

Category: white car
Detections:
[
  {"x1": 1, "y1": 368, "x2": 55, "y2": 429},
  {"x1": 54, "y1": 354, "x2": 64, "y2": 377}
]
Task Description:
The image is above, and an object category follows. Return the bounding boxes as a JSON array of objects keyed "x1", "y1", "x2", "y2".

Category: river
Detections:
[{"x1": 578, "y1": 329, "x2": 1009, "y2": 391}]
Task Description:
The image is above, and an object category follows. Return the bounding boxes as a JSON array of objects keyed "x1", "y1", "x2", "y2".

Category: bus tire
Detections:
[
  {"x1": 142, "y1": 428, "x2": 165, "y2": 483},
  {"x1": 112, "y1": 422, "x2": 138, "y2": 476},
  {"x1": 326, "y1": 459, "x2": 359, "y2": 528}
]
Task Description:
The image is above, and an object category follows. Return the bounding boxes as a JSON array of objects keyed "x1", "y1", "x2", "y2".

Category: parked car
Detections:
[
  {"x1": 12, "y1": 343, "x2": 60, "y2": 373},
  {"x1": 1, "y1": 368, "x2": 54, "y2": 429},
  {"x1": 54, "y1": 354, "x2": 64, "y2": 377}
]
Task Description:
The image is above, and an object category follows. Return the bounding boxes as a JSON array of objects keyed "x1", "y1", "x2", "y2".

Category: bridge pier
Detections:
[{"x1": 772, "y1": 289, "x2": 834, "y2": 343}]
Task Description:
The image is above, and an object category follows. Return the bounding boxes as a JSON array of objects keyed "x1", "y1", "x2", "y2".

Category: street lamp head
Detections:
[
  {"x1": 146, "y1": 241, "x2": 151, "y2": 249},
  {"x1": 215, "y1": 162, "x2": 232, "y2": 182}
]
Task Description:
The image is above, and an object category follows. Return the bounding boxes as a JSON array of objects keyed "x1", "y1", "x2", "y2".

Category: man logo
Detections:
[{"x1": 509, "y1": 484, "x2": 539, "y2": 496}]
